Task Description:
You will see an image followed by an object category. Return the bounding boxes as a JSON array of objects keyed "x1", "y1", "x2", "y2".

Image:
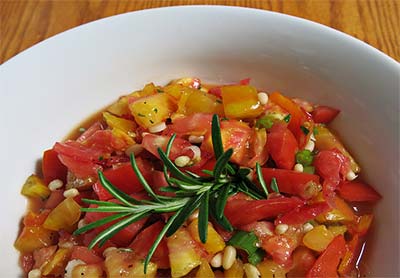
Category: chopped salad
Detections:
[{"x1": 16, "y1": 77, "x2": 381, "y2": 278}]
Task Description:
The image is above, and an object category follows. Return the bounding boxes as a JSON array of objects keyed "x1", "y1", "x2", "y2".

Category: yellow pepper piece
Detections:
[
  {"x1": 104, "y1": 249, "x2": 157, "y2": 278},
  {"x1": 257, "y1": 259, "x2": 287, "y2": 278},
  {"x1": 314, "y1": 124, "x2": 360, "y2": 173},
  {"x1": 167, "y1": 228, "x2": 202, "y2": 278},
  {"x1": 328, "y1": 225, "x2": 347, "y2": 236},
  {"x1": 103, "y1": 111, "x2": 136, "y2": 135},
  {"x1": 303, "y1": 225, "x2": 334, "y2": 252},
  {"x1": 43, "y1": 197, "x2": 81, "y2": 232},
  {"x1": 184, "y1": 90, "x2": 224, "y2": 115},
  {"x1": 196, "y1": 259, "x2": 215, "y2": 278},
  {"x1": 224, "y1": 259, "x2": 244, "y2": 278},
  {"x1": 14, "y1": 226, "x2": 56, "y2": 253},
  {"x1": 129, "y1": 93, "x2": 175, "y2": 128},
  {"x1": 316, "y1": 196, "x2": 355, "y2": 223},
  {"x1": 72, "y1": 264, "x2": 103, "y2": 278},
  {"x1": 221, "y1": 85, "x2": 263, "y2": 119},
  {"x1": 107, "y1": 96, "x2": 130, "y2": 116},
  {"x1": 188, "y1": 218, "x2": 226, "y2": 256},
  {"x1": 21, "y1": 174, "x2": 51, "y2": 199},
  {"x1": 41, "y1": 248, "x2": 71, "y2": 276}
]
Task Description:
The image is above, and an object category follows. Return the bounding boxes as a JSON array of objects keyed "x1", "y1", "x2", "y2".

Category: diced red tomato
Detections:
[
  {"x1": 76, "y1": 121, "x2": 103, "y2": 143},
  {"x1": 182, "y1": 151, "x2": 213, "y2": 176},
  {"x1": 23, "y1": 210, "x2": 50, "y2": 227},
  {"x1": 208, "y1": 87, "x2": 222, "y2": 98},
  {"x1": 261, "y1": 168, "x2": 320, "y2": 199},
  {"x1": 20, "y1": 253, "x2": 34, "y2": 273},
  {"x1": 262, "y1": 230, "x2": 301, "y2": 268},
  {"x1": 92, "y1": 158, "x2": 152, "y2": 201},
  {"x1": 337, "y1": 181, "x2": 382, "y2": 202},
  {"x1": 142, "y1": 133, "x2": 194, "y2": 161},
  {"x1": 129, "y1": 221, "x2": 170, "y2": 269},
  {"x1": 312, "y1": 106, "x2": 340, "y2": 124},
  {"x1": 224, "y1": 195, "x2": 304, "y2": 227},
  {"x1": 54, "y1": 141, "x2": 103, "y2": 178},
  {"x1": 83, "y1": 129, "x2": 130, "y2": 153},
  {"x1": 240, "y1": 221, "x2": 275, "y2": 239},
  {"x1": 33, "y1": 245, "x2": 58, "y2": 269},
  {"x1": 306, "y1": 235, "x2": 346, "y2": 278},
  {"x1": 84, "y1": 196, "x2": 148, "y2": 246},
  {"x1": 275, "y1": 202, "x2": 330, "y2": 225},
  {"x1": 314, "y1": 149, "x2": 350, "y2": 202},
  {"x1": 202, "y1": 120, "x2": 252, "y2": 164},
  {"x1": 42, "y1": 149, "x2": 68, "y2": 184},
  {"x1": 170, "y1": 113, "x2": 213, "y2": 136},
  {"x1": 287, "y1": 247, "x2": 316, "y2": 277},
  {"x1": 239, "y1": 78, "x2": 251, "y2": 85},
  {"x1": 246, "y1": 128, "x2": 269, "y2": 168},
  {"x1": 82, "y1": 230, "x2": 116, "y2": 256},
  {"x1": 267, "y1": 123, "x2": 298, "y2": 170},
  {"x1": 71, "y1": 246, "x2": 103, "y2": 264}
]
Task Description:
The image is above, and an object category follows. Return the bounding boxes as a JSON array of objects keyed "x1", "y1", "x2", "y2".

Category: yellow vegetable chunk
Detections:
[
  {"x1": 316, "y1": 196, "x2": 355, "y2": 223},
  {"x1": 167, "y1": 228, "x2": 202, "y2": 278},
  {"x1": 107, "y1": 96, "x2": 130, "y2": 116},
  {"x1": 43, "y1": 197, "x2": 81, "y2": 232},
  {"x1": 72, "y1": 264, "x2": 103, "y2": 278},
  {"x1": 104, "y1": 249, "x2": 157, "y2": 278},
  {"x1": 224, "y1": 259, "x2": 244, "y2": 278},
  {"x1": 129, "y1": 93, "x2": 175, "y2": 128},
  {"x1": 21, "y1": 174, "x2": 50, "y2": 199},
  {"x1": 302, "y1": 225, "x2": 334, "y2": 252},
  {"x1": 258, "y1": 259, "x2": 287, "y2": 278},
  {"x1": 328, "y1": 225, "x2": 348, "y2": 236},
  {"x1": 103, "y1": 111, "x2": 136, "y2": 135},
  {"x1": 41, "y1": 248, "x2": 71, "y2": 276},
  {"x1": 188, "y1": 219, "x2": 226, "y2": 256},
  {"x1": 221, "y1": 85, "x2": 263, "y2": 119},
  {"x1": 196, "y1": 259, "x2": 215, "y2": 278},
  {"x1": 184, "y1": 90, "x2": 224, "y2": 115},
  {"x1": 314, "y1": 124, "x2": 360, "y2": 173},
  {"x1": 14, "y1": 226, "x2": 56, "y2": 253}
]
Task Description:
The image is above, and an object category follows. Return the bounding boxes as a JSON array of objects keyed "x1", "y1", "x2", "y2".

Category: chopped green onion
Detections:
[
  {"x1": 283, "y1": 114, "x2": 291, "y2": 123},
  {"x1": 295, "y1": 150, "x2": 314, "y2": 166},
  {"x1": 303, "y1": 166, "x2": 315, "y2": 174},
  {"x1": 228, "y1": 231, "x2": 265, "y2": 265}
]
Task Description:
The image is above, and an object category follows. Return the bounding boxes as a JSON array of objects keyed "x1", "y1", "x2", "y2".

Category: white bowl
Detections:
[{"x1": 1, "y1": 6, "x2": 399, "y2": 277}]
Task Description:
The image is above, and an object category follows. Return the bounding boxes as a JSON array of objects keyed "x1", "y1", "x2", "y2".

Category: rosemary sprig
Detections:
[{"x1": 74, "y1": 114, "x2": 268, "y2": 273}]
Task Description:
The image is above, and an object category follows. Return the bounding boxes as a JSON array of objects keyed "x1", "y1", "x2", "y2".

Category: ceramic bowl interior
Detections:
[{"x1": 1, "y1": 6, "x2": 399, "y2": 276}]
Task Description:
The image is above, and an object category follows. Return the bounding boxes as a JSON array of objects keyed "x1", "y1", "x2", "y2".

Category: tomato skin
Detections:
[
  {"x1": 267, "y1": 123, "x2": 298, "y2": 170},
  {"x1": 92, "y1": 158, "x2": 151, "y2": 201},
  {"x1": 42, "y1": 149, "x2": 68, "y2": 184},
  {"x1": 275, "y1": 202, "x2": 330, "y2": 225},
  {"x1": 129, "y1": 221, "x2": 170, "y2": 269},
  {"x1": 170, "y1": 113, "x2": 213, "y2": 136},
  {"x1": 337, "y1": 181, "x2": 382, "y2": 202},
  {"x1": 261, "y1": 168, "x2": 320, "y2": 199},
  {"x1": 142, "y1": 133, "x2": 193, "y2": 160},
  {"x1": 224, "y1": 195, "x2": 304, "y2": 227},
  {"x1": 306, "y1": 235, "x2": 346, "y2": 278},
  {"x1": 287, "y1": 247, "x2": 316, "y2": 278},
  {"x1": 82, "y1": 230, "x2": 116, "y2": 256},
  {"x1": 338, "y1": 234, "x2": 360, "y2": 275},
  {"x1": 70, "y1": 246, "x2": 103, "y2": 264},
  {"x1": 312, "y1": 106, "x2": 340, "y2": 124},
  {"x1": 20, "y1": 253, "x2": 34, "y2": 273}
]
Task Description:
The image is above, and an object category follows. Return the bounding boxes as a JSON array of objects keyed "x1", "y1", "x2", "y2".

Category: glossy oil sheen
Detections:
[{"x1": 0, "y1": 6, "x2": 399, "y2": 277}]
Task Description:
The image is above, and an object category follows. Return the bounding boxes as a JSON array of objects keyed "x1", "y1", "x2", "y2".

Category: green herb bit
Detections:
[
  {"x1": 270, "y1": 177, "x2": 280, "y2": 193},
  {"x1": 216, "y1": 99, "x2": 222, "y2": 104},
  {"x1": 255, "y1": 115, "x2": 274, "y2": 129},
  {"x1": 137, "y1": 113, "x2": 145, "y2": 117},
  {"x1": 153, "y1": 108, "x2": 158, "y2": 113},
  {"x1": 79, "y1": 127, "x2": 86, "y2": 133},
  {"x1": 283, "y1": 114, "x2": 291, "y2": 123},
  {"x1": 156, "y1": 88, "x2": 164, "y2": 93},
  {"x1": 313, "y1": 127, "x2": 319, "y2": 135},
  {"x1": 300, "y1": 125, "x2": 310, "y2": 135},
  {"x1": 295, "y1": 149, "x2": 314, "y2": 166},
  {"x1": 228, "y1": 230, "x2": 265, "y2": 265},
  {"x1": 256, "y1": 162, "x2": 269, "y2": 197}
]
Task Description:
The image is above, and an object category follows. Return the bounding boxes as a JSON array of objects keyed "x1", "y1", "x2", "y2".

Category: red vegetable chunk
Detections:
[
  {"x1": 312, "y1": 106, "x2": 340, "y2": 124},
  {"x1": 261, "y1": 168, "x2": 320, "y2": 199},
  {"x1": 337, "y1": 181, "x2": 382, "y2": 202},
  {"x1": 275, "y1": 202, "x2": 330, "y2": 225},
  {"x1": 42, "y1": 149, "x2": 68, "y2": 184},
  {"x1": 267, "y1": 123, "x2": 298, "y2": 170}
]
